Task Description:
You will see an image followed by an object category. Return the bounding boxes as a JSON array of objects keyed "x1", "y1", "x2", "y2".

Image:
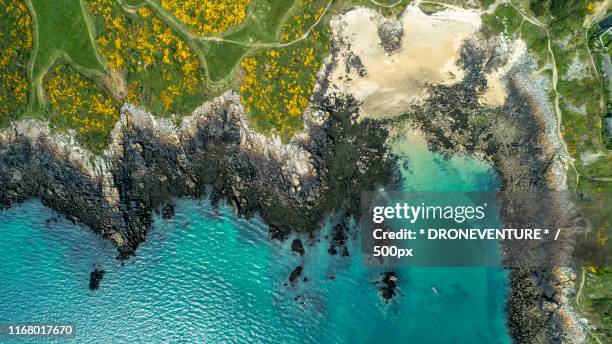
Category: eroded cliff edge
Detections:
[{"x1": 0, "y1": 93, "x2": 394, "y2": 258}]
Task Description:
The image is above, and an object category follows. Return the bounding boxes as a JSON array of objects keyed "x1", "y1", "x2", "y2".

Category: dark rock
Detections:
[
  {"x1": 269, "y1": 225, "x2": 289, "y2": 241},
  {"x1": 377, "y1": 20, "x2": 403, "y2": 54},
  {"x1": 289, "y1": 265, "x2": 303, "y2": 286},
  {"x1": 89, "y1": 268, "x2": 105, "y2": 291},
  {"x1": 291, "y1": 238, "x2": 305, "y2": 256},
  {"x1": 379, "y1": 271, "x2": 398, "y2": 302},
  {"x1": 161, "y1": 202, "x2": 175, "y2": 220},
  {"x1": 0, "y1": 95, "x2": 395, "y2": 262},
  {"x1": 328, "y1": 221, "x2": 348, "y2": 256}
]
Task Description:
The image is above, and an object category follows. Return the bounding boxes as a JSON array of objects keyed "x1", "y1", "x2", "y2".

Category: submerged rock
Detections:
[
  {"x1": 328, "y1": 221, "x2": 348, "y2": 256},
  {"x1": 289, "y1": 266, "x2": 303, "y2": 287},
  {"x1": 89, "y1": 268, "x2": 105, "y2": 291},
  {"x1": 161, "y1": 202, "x2": 175, "y2": 220},
  {"x1": 291, "y1": 238, "x2": 305, "y2": 256},
  {"x1": 379, "y1": 271, "x2": 398, "y2": 302}
]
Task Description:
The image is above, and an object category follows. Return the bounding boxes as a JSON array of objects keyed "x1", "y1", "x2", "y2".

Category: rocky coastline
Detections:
[
  {"x1": 317, "y1": 5, "x2": 587, "y2": 343},
  {"x1": 0, "y1": 92, "x2": 394, "y2": 259},
  {"x1": 396, "y1": 30, "x2": 586, "y2": 344},
  {"x1": 0, "y1": 5, "x2": 589, "y2": 344}
]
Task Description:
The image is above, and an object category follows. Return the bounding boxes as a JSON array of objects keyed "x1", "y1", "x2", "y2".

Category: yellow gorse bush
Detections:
[
  {"x1": 86, "y1": 0, "x2": 205, "y2": 112},
  {"x1": 46, "y1": 64, "x2": 119, "y2": 151},
  {"x1": 238, "y1": 0, "x2": 329, "y2": 138},
  {"x1": 160, "y1": 0, "x2": 251, "y2": 35},
  {"x1": 0, "y1": 0, "x2": 32, "y2": 123}
]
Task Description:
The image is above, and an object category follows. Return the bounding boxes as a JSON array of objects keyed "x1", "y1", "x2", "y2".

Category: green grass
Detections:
[
  {"x1": 190, "y1": 0, "x2": 297, "y2": 83},
  {"x1": 219, "y1": 0, "x2": 296, "y2": 42},
  {"x1": 29, "y1": 0, "x2": 104, "y2": 79},
  {"x1": 582, "y1": 268, "x2": 612, "y2": 343},
  {"x1": 419, "y1": 2, "x2": 445, "y2": 15},
  {"x1": 482, "y1": 4, "x2": 524, "y2": 37},
  {"x1": 201, "y1": 41, "x2": 252, "y2": 83},
  {"x1": 334, "y1": 0, "x2": 410, "y2": 17},
  {"x1": 26, "y1": 0, "x2": 105, "y2": 117}
]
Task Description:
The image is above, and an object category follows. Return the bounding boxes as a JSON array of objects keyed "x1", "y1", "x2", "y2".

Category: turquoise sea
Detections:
[{"x1": 0, "y1": 130, "x2": 512, "y2": 343}]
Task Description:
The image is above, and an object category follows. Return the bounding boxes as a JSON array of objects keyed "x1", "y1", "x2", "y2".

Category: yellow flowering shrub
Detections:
[
  {"x1": 86, "y1": 0, "x2": 205, "y2": 113},
  {"x1": 159, "y1": 0, "x2": 251, "y2": 35},
  {"x1": 239, "y1": 27, "x2": 328, "y2": 138},
  {"x1": 0, "y1": 0, "x2": 32, "y2": 125},
  {"x1": 46, "y1": 64, "x2": 120, "y2": 152},
  {"x1": 237, "y1": 0, "x2": 331, "y2": 138},
  {"x1": 280, "y1": 0, "x2": 327, "y2": 42}
]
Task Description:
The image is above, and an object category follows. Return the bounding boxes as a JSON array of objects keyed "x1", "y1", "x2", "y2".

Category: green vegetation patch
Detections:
[
  {"x1": 482, "y1": 4, "x2": 523, "y2": 37},
  {"x1": 0, "y1": 0, "x2": 32, "y2": 126},
  {"x1": 45, "y1": 63, "x2": 119, "y2": 152},
  {"x1": 86, "y1": 0, "x2": 206, "y2": 116},
  {"x1": 29, "y1": 0, "x2": 104, "y2": 80},
  {"x1": 238, "y1": 0, "x2": 330, "y2": 139},
  {"x1": 582, "y1": 267, "x2": 612, "y2": 343},
  {"x1": 419, "y1": 2, "x2": 445, "y2": 15},
  {"x1": 200, "y1": 41, "x2": 251, "y2": 83},
  {"x1": 216, "y1": 0, "x2": 297, "y2": 43}
]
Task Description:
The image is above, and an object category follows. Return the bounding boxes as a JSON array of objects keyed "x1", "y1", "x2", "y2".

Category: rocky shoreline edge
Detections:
[
  {"x1": 0, "y1": 84, "x2": 585, "y2": 344},
  {"x1": 340, "y1": 6, "x2": 587, "y2": 342},
  {"x1": 0, "y1": 7, "x2": 589, "y2": 344},
  {"x1": 396, "y1": 31, "x2": 587, "y2": 344},
  {"x1": 0, "y1": 91, "x2": 394, "y2": 259}
]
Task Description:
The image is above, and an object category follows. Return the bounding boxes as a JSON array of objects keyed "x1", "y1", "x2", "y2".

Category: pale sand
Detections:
[
  {"x1": 327, "y1": 3, "x2": 482, "y2": 119},
  {"x1": 479, "y1": 39, "x2": 527, "y2": 107}
]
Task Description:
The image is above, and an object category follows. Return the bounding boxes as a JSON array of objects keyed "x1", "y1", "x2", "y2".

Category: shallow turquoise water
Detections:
[{"x1": 0, "y1": 131, "x2": 511, "y2": 343}]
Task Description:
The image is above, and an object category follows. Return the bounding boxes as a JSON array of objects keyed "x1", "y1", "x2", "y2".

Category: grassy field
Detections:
[
  {"x1": 26, "y1": 0, "x2": 105, "y2": 117},
  {"x1": 29, "y1": 0, "x2": 103, "y2": 78}
]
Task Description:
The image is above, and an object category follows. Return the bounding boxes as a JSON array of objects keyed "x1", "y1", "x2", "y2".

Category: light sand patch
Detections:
[
  {"x1": 479, "y1": 39, "x2": 527, "y2": 107},
  {"x1": 327, "y1": 4, "x2": 481, "y2": 119},
  {"x1": 580, "y1": 151, "x2": 606, "y2": 166}
]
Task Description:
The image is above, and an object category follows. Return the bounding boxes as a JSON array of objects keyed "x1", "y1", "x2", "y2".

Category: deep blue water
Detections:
[{"x1": 0, "y1": 131, "x2": 512, "y2": 343}]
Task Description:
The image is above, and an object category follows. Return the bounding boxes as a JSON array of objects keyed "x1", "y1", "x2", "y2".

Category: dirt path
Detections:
[
  {"x1": 369, "y1": 0, "x2": 403, "y2": 8},
  {"x1": 133, "y1": 0, "x2": 332, "y2": 87},
  {"x1": 507, "y1": 4, "x2": 580, "y2": 183},
  {"x1": 575, "y1": 267, "x2": 605, "y2": 344},
  {"x1": 23, "y1": 0, "x2": 108, "y2": 117}
]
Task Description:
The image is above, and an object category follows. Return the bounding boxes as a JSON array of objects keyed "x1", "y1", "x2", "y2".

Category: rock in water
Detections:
[
  {"x1": 379, "y1": 271, "x2": 398, "y2": 302},
  {"x1": 291, "y1": 238, "x2": 305, "y2": 256},
  {"x1": 161, "y1": 202, "x2": 175, "y2": 220},
  {"x1": 289, "y1": 266, "x2": 303, "y2": 286},
  {"x1": 89, "y1": 268, "x2": 105, "y2": 291}
]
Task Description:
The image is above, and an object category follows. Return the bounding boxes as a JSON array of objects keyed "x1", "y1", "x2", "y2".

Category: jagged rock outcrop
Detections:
[{"x1": 0, "y1": 92, "x2": 394, "y2": 259}]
